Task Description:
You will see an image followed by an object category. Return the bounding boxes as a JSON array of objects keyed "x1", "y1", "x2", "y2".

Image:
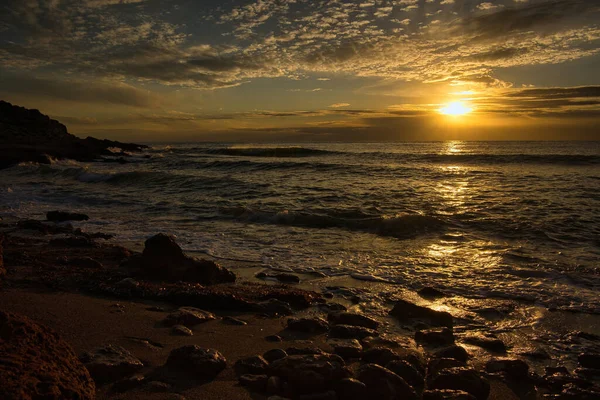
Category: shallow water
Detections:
[{"x1": 1, "y1": 141, "x2": 599, "y2": 317}]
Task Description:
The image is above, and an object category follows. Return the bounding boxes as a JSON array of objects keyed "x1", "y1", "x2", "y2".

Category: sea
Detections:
[{"x1": 1, "y1": 141, "x2": 600, "y2": 343}]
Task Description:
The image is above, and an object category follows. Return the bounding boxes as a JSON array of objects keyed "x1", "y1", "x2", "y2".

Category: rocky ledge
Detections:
[{"x1": 0, "y1": 100, "x2": 147, "y2": 169}]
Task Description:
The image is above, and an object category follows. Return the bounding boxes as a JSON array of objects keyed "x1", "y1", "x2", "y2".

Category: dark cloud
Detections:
[{"x1": 509, "y1": 86, "x2": 600, "y2": 99}]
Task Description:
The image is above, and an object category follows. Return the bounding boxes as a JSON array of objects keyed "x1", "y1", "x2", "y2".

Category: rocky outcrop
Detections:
[
  {"x1": 165, "y1": 345, "x2": 227, "y2": 379},
  {"x1": 389, "y1": 299, "x2": 453, "y2": 328},
  {"x1": 79, "y1": 344, "x2": 144, "y2": 384},
  {"x1": 0, "y1": 100, "x2": 146, "y2": 169},
  {"x1": 0, "y1": 310, "x2": 96, "y2": 399},
  {"x1": 122, "y1": 233, "x2": 236, "y2": 284}
]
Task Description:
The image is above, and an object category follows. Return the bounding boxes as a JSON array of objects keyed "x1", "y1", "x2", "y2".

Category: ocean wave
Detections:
[
  {"x1": 218, "y1": 206, "x2": 445, "y2": 238},
  {"x1": 176, "y1": 146, "x2": 339, "y2": 157},
  {"x1": 368, "y1": 153, "x2": 600, "y2": 166}
]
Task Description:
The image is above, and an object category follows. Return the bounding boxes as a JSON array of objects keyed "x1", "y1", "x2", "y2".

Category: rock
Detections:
[
  {"x1": 429, "y1": 368, "x2": 490, "y2": 400},
  {"x1": 49, "y1": 236, "x2": 94, "y2": 247},
  {"x1": 163, "y1": 307, "x2": 216, "y2": 327},
  {"x1": 275, "y1": 273, "x2": 301, "y2": 283},
  {"x1": 223, "y1": 316, "x2": 248, "y2": 325},
  {"x1": 463, "y1": 334, "x2": 506, "y2": 353},
  {"x1": 264, "y1": 348, "x2": 288, "y2": 363},
  {"x1": 434, "y1": 345, "x2": 469, "y2": 362},
  {"x1": 123, "y1": 233, "x2": 236, "y2": 284},
  {"x1": 287, "y1": 317, "x2": 330, "y2": 333},
  {"x1": 415, "y1": 327, "x2": 455, "y2": 346},
  {"x1": 357, "y1": 363, "x2": 418, "y2": 400},
  {"x1": 327, "y1": 312, "x2": 379, "y2": 330},
  {"x1": 0, "y1": 310, "x2": 96, "y2": 399},
  {"x1": 111, "y1": 374, "x2": 146, "y2": 393},
  {"x1": 239, "y1": 374, "x2": 269, "y2": 392},
  {"x1": 423, "y1": 389, "x2": 476, "y2": 399},
  {"x1": 165, "y1": 345, "x2": 227, "y2": 379},
  {"x1": 327, "y1": 338, "x2": 363, "y2": 359},
  {"x1": 578, "y1": 353, "x2": 600, "y2": 369},
  {"x1": 80, "y1": 344, "x2": 144, "y2": 384},
  {"x1": 545, "y1": 366, "x2": 570, "y2": 376},
  {"x1": 485, "y1": 358, "x2": 530, "y2": 379},
  {"x1": 329, "y1": 324, "x2": 378, "y2": 339},
  {"x1": 334, "y1": 378, "x2": 368, "y2": 400},
  {"x1": 320, "y1": 303, "x2": 347, "y2": 313},
  {"x1": 0, "y1": 234, "x2": 5, "y2": 279},
  {"x1": 116, "y1": 278, "x2": 140, "y2": 289},
  {"x1": 267, "y1": 375, "x2": 283, "y2": 395},
  {"x1": 47, "y1": 210, "x2": 89, "y2": 222},
  {"x1": 575, "y1": 367, "x2": 600, "y2": 379},
  {"x1": 144, "y1": 380, "x2": 171, "y2": 392},
  {"x1": 146, "y1": 306, "x2": 165, "y2": 312},
  {"x1": 286, "y1": 347, "x2": 326, "y2": 356},
  {"x1": 17, "y1": 219, "x2": 73, "y2": 234},
  {"x1": 269, "y1": 354, "x2": 350, "y2": 393},
  {"x1": 171, "y1": 325, "x2": 193, "y2": 336},
  {"x1": 298, "y1": 391, "x2": 337, "y2": 400},
  {"x1": 385, "y1": 360, "x2": 424, "y2": 391},
  {"x1": 256, "y1": 299, "x2": 294, "y2": 316},
  {"x1": 362, "y1": 347, "x2": 401, "y2": 366},
  {"x1": 234, "y1": 355, "x2": 269, "y2": 376},
  {"x1": 428, "y1": 358, "x2": 466, "y2": 377},
  {"x1": 417, "y1": 287, "x2": 448, "y2": 299},
  {"x1": 389, "y1": 299, "x2": 453, "y2": 328},
  {"x1": 266, "y1": 334, "x2": 283, "y2": 342},
  {"x1": 559, "y1": 384, "x2": 600, "y2": 400},
  {"x1": 69, "y1": 256, "x2": 103, "y2": 269}
]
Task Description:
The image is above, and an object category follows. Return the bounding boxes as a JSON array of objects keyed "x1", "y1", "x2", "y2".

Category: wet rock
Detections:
[
  {"x1": 463, "y1": 334, "x2": 506, "y2": 353},
  {"x1": 257, "y1": 271, "x2": 301, "y2": 283},
  {"x1": 287, "y1": 317, "x2": 329, "y2": 333},
  {"x1": 239, "y1": 374, "x2": 269, "y2": 392},
  {"x1": 327, "y1": 312, "x2": 379, "y2": 330},
  {"x1": 385, "y1": 360, "x2": 424, "y2": 391},
  {"x1": 234, "y1": 355, "x2": 269, "y2": 376},
  {"x1": 485, "y1": 358, "x2": 530, "y2": 379},
  {"x1": 122, "y1": 233, "x2": 236, "y2": 284},
  {"x1": 69, "y1": 256, "x2": 103, "y2": 269},
  {"x1": 389, "y1": 299, "x2": 453, "y2": 328},
  {"x1": 145, "y1": 380, "x2": 171, "y2": 392},
  {"x1": 266, "y1": 334, "x2": 283, "y2": 342},
  {"x1": 428, "y1": 358, "x2": 466, "y2": 377},
  {"x1": 269, "y1": 354, "x2": 350, "y2": 393},
  {"x1": 434, "y1": 345, "x2": 469, "y2": 362},
  {"x1": 327, "y1": 338, "x2": 363, "y2": 359},
  {"x1": 578, "y1": 353, "x2": 600, "y2": 369},
  {"x1": 256, "y1": 299, "x2": 294, "y2": 316},
  {"x1": 50, "y1": 236, "x2": 94, "y2": 247},
  {"x1": 417, "y1": 287, "x2": 448, "y2": 299},
  {"x1": 171, "y1": 325, "x2": 193, "y2": 336},
  {"x1": 545, "y1": 366, "x2": 570, "y2": 376},
  {"x1": 362, "y1": 347, "x2": 401, "y2": 366},
  {"x1": 575, "y1": 367, "x2": 600, "y2": 379},
  {"x1": 163, "y1": 307, "x2": 216, "y2": 327},
  {"x1": 319, "y1": 303, "x2": 347, "y2": 313},
  {"x1": 116, "y1": 278, "x2": 139, "y2": 289},
  {"x1": 415, "y1": 327, "x2": 455, "y2": 346},
  {"x1": 559, "y1": 384, "x2": 600, "y2": 400},
  {"x1": 111, "y1": 374, "x2": 146, "y2": 393},
  {"x1": 80, "y1": 344, "x2": 144, "y2": 384},
  {"x1": 47, "y1": 210, "x2": 89, "y2": 222},
  {"x1": 0, "y1": 310, "x2": 96, "y2": 399},
  {"x1": 223, "y1": 316, "x2": 248, "y2": 325},
  {"x1": 423, "y1": 389, "x2": 476, "y2": 400},
  {"x1": 329, "y1": 324, "x2": 378, "y2": 339},
  {"x1": 267, "y1": 375, "x2": 283, "y2": 395},
  {"x1": 165, "y1": 345, "x2": 227, "y2": 379},
  {"x1": 264, "y1": 348, "x2": 288, "y2": 363},
  {"x1": 298, "y1": 391, "x2": 337, "y2": 400},
  {"x1": 357, "y1": 363, "x2": 418, "y2": 400},
  {"x1": 334, "y1": 378, "x2": 368, "y2": 400},
  {"x1": 0, "y1": 234, "x2": 5, "y2": 280},
  {"x1": 519, "y1": 347, "x2": 549, "y2": 359},
  {"x1": 286, "y1": 347, "x2": 326, "y2": 356},
  {"x1": 429, "y1": 367, "x2": 490, "y2": 400},
  {"x1": 17, "y1": 219, "x2": 73, "y2": 234}
]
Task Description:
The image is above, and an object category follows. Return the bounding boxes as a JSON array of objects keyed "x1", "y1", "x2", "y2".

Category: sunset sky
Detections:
[{"x1": 1, "y1": 0, "x2": 599, "y2": 141}]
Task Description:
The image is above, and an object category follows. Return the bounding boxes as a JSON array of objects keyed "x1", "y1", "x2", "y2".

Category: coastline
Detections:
[{"x1": 1, "y1": 214, "x2": 599, "y2": 399}]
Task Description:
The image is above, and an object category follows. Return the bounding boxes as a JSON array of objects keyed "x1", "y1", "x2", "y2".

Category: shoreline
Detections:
[{"x1": 1, "y1": 215, "x2": 599, "y2": 399}]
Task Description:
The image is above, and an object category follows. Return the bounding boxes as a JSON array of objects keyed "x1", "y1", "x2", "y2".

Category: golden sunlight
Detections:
[{"x1": 439, "y1": 101, "x2": 473, "y2": 116}]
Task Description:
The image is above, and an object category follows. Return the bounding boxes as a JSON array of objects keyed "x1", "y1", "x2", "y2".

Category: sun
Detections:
[{"x1": 439, "y1": 101, "x2": 473, "y2": 116}]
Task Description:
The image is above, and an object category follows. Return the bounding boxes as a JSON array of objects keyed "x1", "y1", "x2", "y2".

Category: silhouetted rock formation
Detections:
[
  {"x1": 0, "y1": 310, "x2": 96, "y2": 400},
  {"x1": 0, "y1": 100, "x2": 146, "y2": 169}
]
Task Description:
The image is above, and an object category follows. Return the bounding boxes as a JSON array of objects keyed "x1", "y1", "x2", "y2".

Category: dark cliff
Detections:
[{"x1": 0, "y1": 100, "x2": 146, "y2": 169}]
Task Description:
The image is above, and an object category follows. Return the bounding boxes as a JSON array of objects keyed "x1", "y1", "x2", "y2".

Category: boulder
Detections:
[
  {"x1": 255, "y1": 299, "x2": 293, "y2": 316},
  {"x1": 357, "y1": 363, "x2": 418, "y2": 400},
  {"x1": 385, "y1": 360, "x2": 424, "y2": 391},
  {"x1": 334, "y1": 378, "x2": 368, "y2": 400},
  {"x1": 417, "y1": 287, "x2": 448, "y2": 299},
  {"x1": 163, "y1": 307, "x2": 216, "y2": 327},
  {"x1": 327, "y1": 338, "x2": 363, "y2": 359},
  {"x1": 415, "y1": 327, "x2": 455, "y2": 346},
  {"x1": 485, "y1": 358, "x2": 530, "y2": 379},
  {"x1": 389, "y1": 299, "x2": 453, "y2": 328},
  {"x1": 234, "y1": 355, "x2": 269, "y2": 376},
  {"x1": 222, "y1": 316, "x2": 248, "y2": 325},
  {"x1": 428, "y1": 358, "x2": 466, "y2": 378},
  {"x1": 122, "y1": 233, "x2": 235, "y2": 284},
  {"x1": 0, "y1": 310, "x2": 96, "y2": 399},
  {"x1": 327, "y1": 312, "x2": 379, "y2": 330},
  {"x1": 463, "y1": 334, "x2": 506, "y2": 353},
  {"x1": 286, "y1": 347, "x2": 326, "y2": 356},
  {"x1": 264, "y1": 349, "x2": 288, "y2": 363},
  {"x1": 423, "y1": 389, "x2": 476, "y2": 400},
  {"x1": 329, "y1": 324, "x2": 378, "y2": 339},
  {"x1": 80, "y1": 344, "x2": 144, "y2": 384},
  {"x1": 298, "y1": 391, "x2": 337, "y2": 400},
  {"x1": 49, "y1": 236, "x2": 94, "y2": 247},
  {"x1": 239, "y1": 374, "x2": 269, "y2": 392},
  {"x1": 165, "y1": 345, "x2": 226, "y2": 379},
  {"x1": 47, "y1": 211, "x2": 89, "y2": 222},
  {"x1": 361, "y1": 347, "x2": 401, "y2": 366},
  {"x1": 269, "y1": 354, "x2": 350, "y2": 393},
  {"x1": 578, "y1": 353, "x2": 600, "y2": 369},
  {"x1": 429, "y1": 368, "x2": 490, "y2": 400},
  {"x1": 434, "y1": 345, "x2": 469, "y2": 362},
  {"x1": 171, "y1": 325, "x2": 193, "y2": 336},
  {"x1": 287, "y1": 317, "x2": 329, "y2": 333}
]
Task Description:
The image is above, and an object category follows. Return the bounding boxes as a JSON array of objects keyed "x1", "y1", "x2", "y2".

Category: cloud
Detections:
[{"x1": 329, "y1": 103, "x2": 350, "y2": 108}]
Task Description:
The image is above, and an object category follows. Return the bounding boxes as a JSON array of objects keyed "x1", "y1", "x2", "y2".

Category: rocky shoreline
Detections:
[{"x1": 1, "y1": 214, "x2": 599, "y2": 399}]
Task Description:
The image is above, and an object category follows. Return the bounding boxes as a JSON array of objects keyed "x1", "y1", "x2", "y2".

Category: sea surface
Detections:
[{"x1": 1, "y1": 141, "x2": 600, "y2": 318}]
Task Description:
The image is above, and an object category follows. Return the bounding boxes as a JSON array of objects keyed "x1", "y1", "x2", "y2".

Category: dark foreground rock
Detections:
[
  {"x1": 80, "y1": 344, "x2": 144, "y2": 384},
  {"x1": 165, "y1": 345, "x2": 227, "y2": 379},
  {"x1": 0, "y1": 310, "x2": 96, "y2": 399},
  {"x1": 389, "y1": 299, "x2": 453, "y2": 328},
  {"x1": 357, "y1": 363, "x2": 418, "y2": 400},
  {"x1": 47, "y1": 210, "x2": 89, "y2": 222},
  {"x1": 122, "y1": 233, "x2": 236, "y2": 284},
  {"x1": 0, "y1": 100, "x2": 146, "y2": 169},
  {"x1": 327, "y1": 312, "x2": 379, "y2": 330},
  {"x1": 0, "y1": 234, "x2": 5, "y2": 280},
  {"x1": 429, "y1": 368, "x2": 490, "y2": 400},
  {"x1": 163, "y1": 307, "x2": 217, "y2": 327},
  {"x1": 287, "y1": 317, "x2": 329, "y2": 333}
]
